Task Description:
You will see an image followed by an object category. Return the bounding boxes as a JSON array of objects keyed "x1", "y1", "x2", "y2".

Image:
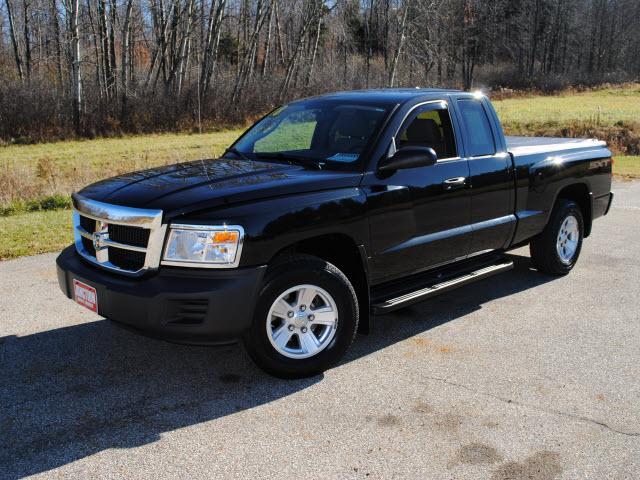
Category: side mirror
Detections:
[{"x1": 378, "y1": 147, "x2": 438, "y2": 172}]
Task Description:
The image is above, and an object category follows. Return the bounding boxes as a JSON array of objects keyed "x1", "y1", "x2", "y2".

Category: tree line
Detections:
[{"x1": 1, "y1": 0, "x2": 639, "y2": 141}]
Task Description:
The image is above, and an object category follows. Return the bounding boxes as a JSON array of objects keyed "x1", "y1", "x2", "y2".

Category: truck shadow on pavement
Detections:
[{"x1": 0, "y1": 254, "x2": 555, "y2": 478}]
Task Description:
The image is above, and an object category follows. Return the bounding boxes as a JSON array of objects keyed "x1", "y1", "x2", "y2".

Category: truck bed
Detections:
[{"x1": 506, "y1": 136, "x2": 606, "y2": 156}]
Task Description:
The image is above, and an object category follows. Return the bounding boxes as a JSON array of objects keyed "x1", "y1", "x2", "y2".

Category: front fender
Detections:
[{"x1": 174, "y1": 188, "x2": 370, "y2": 267}]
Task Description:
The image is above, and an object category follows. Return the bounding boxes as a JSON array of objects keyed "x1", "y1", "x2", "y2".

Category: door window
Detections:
[
  {"x1": 396, "y1": 107, "x2": 457, "y2": 159},
  {"x1": 457, "y1": 99, "x2": 496, "y2": 157}
]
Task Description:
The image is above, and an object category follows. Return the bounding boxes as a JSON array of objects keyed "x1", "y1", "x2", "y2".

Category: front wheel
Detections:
[
  {"x1": 243, "y1": 254, "x2": 359, "y2": 378},
  {"x1": 530, "y1": 199, "x2": 584, "y2": 275}
]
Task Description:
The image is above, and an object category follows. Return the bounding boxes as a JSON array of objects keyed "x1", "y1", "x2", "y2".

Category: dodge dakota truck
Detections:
[{"x1": 56, "y1": 89, "x2": 614, "y2": 378}]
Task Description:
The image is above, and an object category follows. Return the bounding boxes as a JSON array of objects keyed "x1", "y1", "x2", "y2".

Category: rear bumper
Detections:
[
  {"x1": 604, "y1": 192, "x2": 614, "y2": 215},
  {"x1": 56, "y1": 245, "x2": 266, "y2": 344},
  {"x1": 593, "y1": 191, "x2": 614, "y2": 219}
]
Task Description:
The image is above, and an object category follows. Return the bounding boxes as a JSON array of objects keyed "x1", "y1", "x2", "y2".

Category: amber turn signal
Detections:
[{"x1": 212, "y1": 231, "x2": 239, "y2": 243}]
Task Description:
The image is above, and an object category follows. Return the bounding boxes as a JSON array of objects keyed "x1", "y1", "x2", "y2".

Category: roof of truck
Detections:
[{"x1": 299, "y1": 88, "x2": 464, "y2": 105}]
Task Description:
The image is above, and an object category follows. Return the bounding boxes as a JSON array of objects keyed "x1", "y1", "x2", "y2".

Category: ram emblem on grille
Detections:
[{"x1": 92, "y1": 221, "x2": 109, "y2": 263}]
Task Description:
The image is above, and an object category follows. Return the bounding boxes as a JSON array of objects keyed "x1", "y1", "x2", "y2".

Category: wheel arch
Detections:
[
  {"x1": 554, "y1": 183, "x2": 592, "y2": 237},
  {"x1": 268, "y1": 233, "x2": 371, "y2": 334}
]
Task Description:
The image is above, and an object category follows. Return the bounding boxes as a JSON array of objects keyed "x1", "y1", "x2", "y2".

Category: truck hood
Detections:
[{"x1": 78, "y1": 158, "x2": 362, "y2": 218}]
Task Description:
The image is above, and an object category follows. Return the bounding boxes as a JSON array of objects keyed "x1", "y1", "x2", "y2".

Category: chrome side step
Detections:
[{"x1": 371, "y1": 259, "x2": 514, "y2": 314}]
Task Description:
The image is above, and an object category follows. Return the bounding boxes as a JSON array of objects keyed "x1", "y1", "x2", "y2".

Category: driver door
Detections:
[{"x1": 365, "y1": 102, "x2": 472, "y2": 283}]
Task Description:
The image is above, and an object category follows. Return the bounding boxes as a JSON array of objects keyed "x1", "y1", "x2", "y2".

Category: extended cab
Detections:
[{"x1": 56, "y1": 89, "x2": 614, "y2": 377}]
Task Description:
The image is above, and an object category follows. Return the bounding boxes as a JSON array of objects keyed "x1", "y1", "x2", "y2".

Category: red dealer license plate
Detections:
[{"x1": 73, "y1": 279, "x2": 98, "y2": 313}]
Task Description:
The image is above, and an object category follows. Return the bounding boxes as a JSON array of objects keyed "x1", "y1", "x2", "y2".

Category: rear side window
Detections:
[{"x1": 457, "y1": 99, "x2": 496, "y2": 157}]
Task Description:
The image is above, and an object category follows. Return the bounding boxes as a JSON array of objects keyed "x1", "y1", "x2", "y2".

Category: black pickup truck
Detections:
[{"x1": 56, "y1": 89, "x2": 613, "y2": 377}]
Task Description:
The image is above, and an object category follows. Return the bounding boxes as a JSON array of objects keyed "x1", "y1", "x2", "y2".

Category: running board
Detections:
[{"x1": 371, "y1": 259, "x2": 514, "y2": 314}]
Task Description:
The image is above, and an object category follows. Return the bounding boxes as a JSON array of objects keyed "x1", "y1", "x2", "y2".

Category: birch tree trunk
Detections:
[
  {"x1": 85, "y1": 0, "x2": 104, "y2": 97},
  {"x1": 5, "y1": 0, "x2": 24, "y2": 82},
  {"x1": 261, "y1": 3, "x2": 273, "y2": 76},
  {"x1": 50, "y1": 0, "x2": 63, "y2": 87},
  {"x1": 121, "y1": 0, "x2": 134, "y2": 120},
  {"x1": 305, "y1": 14, "x2": 322, "y2": 86},
  {"x1": 97, "y1": 0, "x2": 111, "y2": 97},
  {"x1": 174, "y1": 0, "x2": 195, "y2": 95},
  {"x1": 22, "y1": 0, "x2": 32, "y2": 81},
  {"x1": 274, "y1": 0, "x2": 285, "y2": 66},
  {"x1": 279, "y1": 2, "x2": 320, "y2": 100},
  {"x1": 365, "y1": 0, "x2": 374, "y2": 88},
  {"x1": 389, "y1": 0, "x2": 410, "y2": 88},
  {"x1": 108, "y1": 0, "x2": 118, "y2": 95},
  {"x1": 230, "y1": 0, "x2": 269, "y2": 105},
  {"x1": 199, "y1": 0, "x2": 226, "y2": 97},
  {"x1": 68, "y1": 0, "x2": 82, "y2": 133}
]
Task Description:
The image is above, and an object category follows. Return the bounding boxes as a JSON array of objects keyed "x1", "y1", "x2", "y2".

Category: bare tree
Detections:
[
  {"x1": 0, "y1": 0, "x2": 638, "y2": 141},
  {"x1": 67, "y1": 0, "x2": 82, "y2": 132},
  {"x1": 50, "y1": 0, "x2": 63, "y2": 87},
  {"x1": 120, "y1": 0, "x2": 134, "y2": 119},
  {"x1": 5, "y1": 0, "x2": 23, "y2": 81},
  {"x1": 22, "y1": 0, "x2": 31, "y2": 80},
  {"x1": 388, "y1": 0, "x2": 410, "y2": 87},
  {"x1": 199, "y1": 0, "x2": 226, "y2": 97}
]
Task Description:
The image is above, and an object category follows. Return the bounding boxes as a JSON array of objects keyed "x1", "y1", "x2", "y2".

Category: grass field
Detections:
[
  {"x1": 493, "y1": 85, "x2": 640, "y2": 126},
  {"x1": 0, "y1": 130, "x2": 241, "y2": 168},
  {"x1": 0, "y1": 130, "x2": 243, "y2": 210},
  {"x1": 0, "y1": 85, "x2": 638, "y2": 259},
  {"x1": 0, "y1": 209, "x2": 72, "y2": 259},
  {"x1": 613, "y1": 155, "x2": 640, "y2": 178},
  {"x1": 494, "y1": 85, "x2": 640, "y2": 161}
]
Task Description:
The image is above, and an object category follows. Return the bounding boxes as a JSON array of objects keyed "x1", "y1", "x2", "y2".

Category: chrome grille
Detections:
[
  {"x1": 108, "y1": 248, "x2": 147, "y2": 271},
  {"x1": 108, "y1": 223, "x2": 150, "y2": 247},
  {"x1": 79, "y1": 215, "x2": 97, "y2": 257},
  {"x1": 72, "y1": 194, "x2": 166, "y2": 276}
]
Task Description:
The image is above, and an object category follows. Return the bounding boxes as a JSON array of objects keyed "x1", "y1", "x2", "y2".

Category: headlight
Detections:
[{"x1": 162, "y1": 224, "x2": 244, "y2": 268}]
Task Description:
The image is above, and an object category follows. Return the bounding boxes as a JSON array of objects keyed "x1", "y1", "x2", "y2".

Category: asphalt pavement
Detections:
[{"x1": 1, "y1": 181, "x2": 639, "y2": 479}]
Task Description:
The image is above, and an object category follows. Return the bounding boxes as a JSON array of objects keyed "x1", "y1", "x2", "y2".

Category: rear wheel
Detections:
[
  {"x1": 530, "y1": 199, "x2": 584, "y2": 275},
  {"x1": 243, "y1": 254, "x2": 359, "y2": 378}
]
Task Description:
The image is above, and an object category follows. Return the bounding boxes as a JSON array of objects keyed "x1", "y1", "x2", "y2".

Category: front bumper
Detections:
[{"x1": 56, "y1": 246, "x2": 267, "y2": 344}]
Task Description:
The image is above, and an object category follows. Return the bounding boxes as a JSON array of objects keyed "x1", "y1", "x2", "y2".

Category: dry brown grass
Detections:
[{"x1": 0, "y1": 130, "x2": 242, "y2": 210}]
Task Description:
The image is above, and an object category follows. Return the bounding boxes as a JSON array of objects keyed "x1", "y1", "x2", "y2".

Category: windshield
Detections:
[{"x1": 231, "y1": 100, "x2": 391, "y2": 169}]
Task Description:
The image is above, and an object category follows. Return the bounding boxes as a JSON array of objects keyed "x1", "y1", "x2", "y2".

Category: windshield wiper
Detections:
[
  {"x1": 223, "y1": 147, "x2": 252, "y2": 161},
  {"x1": 254, "y1": 152, "x2": 324, "y2": 170}
]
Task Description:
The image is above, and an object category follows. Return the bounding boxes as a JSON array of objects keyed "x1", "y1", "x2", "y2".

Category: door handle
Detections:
[{"x1": 443, "y1": 177, "x2": 466, "y2": 190}]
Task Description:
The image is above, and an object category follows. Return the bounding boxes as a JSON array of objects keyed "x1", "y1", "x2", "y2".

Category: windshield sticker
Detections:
[{"x1": 327, "y1": 153, "x2": 360, "y2": 162}]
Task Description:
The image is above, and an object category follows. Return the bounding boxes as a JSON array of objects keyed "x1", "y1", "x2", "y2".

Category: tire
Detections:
[
  {"x1": 243, "y1": 254, "x2": 359, "y2": 378},
  {"x1": 530, "y1": 199, "x2": 584, "y2": 276}
]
